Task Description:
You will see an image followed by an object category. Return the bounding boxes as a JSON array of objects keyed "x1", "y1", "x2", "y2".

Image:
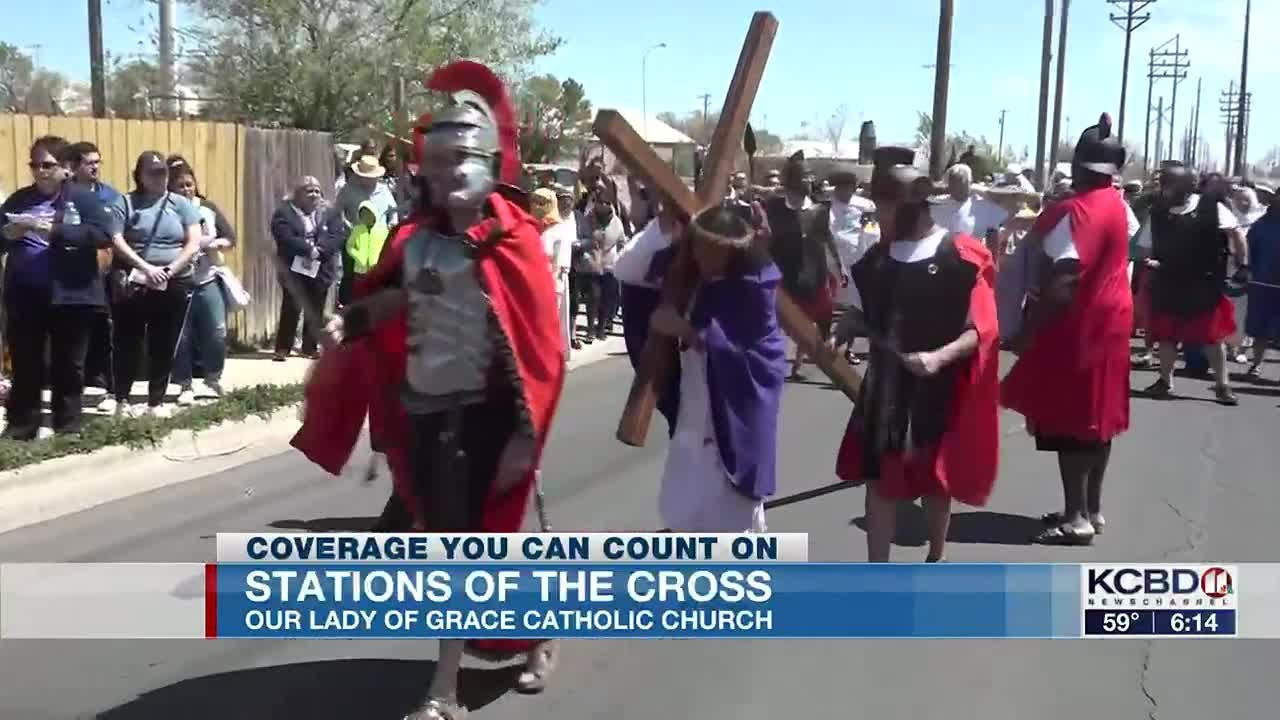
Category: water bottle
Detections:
[{"x1": 62, "y1": 201, "x2": 81, "y2": 226}]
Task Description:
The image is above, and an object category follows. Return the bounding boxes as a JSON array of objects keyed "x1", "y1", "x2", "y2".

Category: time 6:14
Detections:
[
  {"x1": 1171, "y1": 612, "x2": 1217, "y2": 633},
  {"x1": 1154, "y1": 610, "x2": 1236, "y2": 635}
]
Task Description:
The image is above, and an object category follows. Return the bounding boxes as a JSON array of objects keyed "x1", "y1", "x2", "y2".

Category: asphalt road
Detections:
[{"x1": 1, "y1": 351, "x2": 1278, "y2": 720}]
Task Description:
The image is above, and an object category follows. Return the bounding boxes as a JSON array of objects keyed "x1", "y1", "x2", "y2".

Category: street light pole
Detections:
[{"x1": 641, "y1": 43, "x2": 667, "y2": 142}]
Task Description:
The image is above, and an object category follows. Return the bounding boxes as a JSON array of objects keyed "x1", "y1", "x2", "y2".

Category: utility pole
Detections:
[
  {"x1": 1049, "y1": 0, "x2": 1070, "y2": 166},
  {"x1": 1233, "y1": 0, "x2": 1251, "y2": 177},
  {"x1": 1107, "y1": 0, "x2": 1156, "y2": 144},
  {"x1": 1220, "y1": 84, "x2": 1252, "y2": 176},
  {"x1": 1034, "y1": 0, "x2": 1055, "y2": 189},
  {"x1": 1165, "y1": 36, "x2": 1186, "y2": 168},
  {"x1": 929, "y1": 0, "x2": 954, "y2": 180},
  {"x1": 1221, "y1": 82, "x2": 1237, "y2": 171},
  {"x1": 88, "y1": 0, "x2": 107, "y2": 117},
  {"x1": 1188, "y1": 78, "x2": 1201, "y2": 168},
  {"x1": 697, "y1": 92, "x2": 712, "y2": 143},
  {"x1": 158, "y1": 0, "x2": 176, "y2": 116},
  {"x1": 1153, "y1": 95, "x2": 1164, "y2": 167},
  {"x1": 997, "y1": 109, "x2": 1008, "y2": 164},
  {"x1": 1143, "y1": 36, "x2": 1187, "y2": 175}
]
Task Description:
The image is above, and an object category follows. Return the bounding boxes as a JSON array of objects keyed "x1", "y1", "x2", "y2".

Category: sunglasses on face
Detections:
[{"x1": 30, "y1": 161, "x2": 59, "y2": 171}]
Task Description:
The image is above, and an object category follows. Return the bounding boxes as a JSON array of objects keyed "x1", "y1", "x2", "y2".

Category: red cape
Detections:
[
  {"x1": 1000, "y1": 187, "x2": 1132, "y2": 442},
  {"x1": 290, "y1": 193, "x2": 566, "y2": 531},
  {"x1": 834, "y1": 234, "x2": 1001, "y2": 507}
]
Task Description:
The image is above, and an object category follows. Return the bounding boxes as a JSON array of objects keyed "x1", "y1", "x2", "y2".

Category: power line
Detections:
[
  {"x1": 1107, "y1": 0, "x2": 1157, "y2": 144},
  {"x1": 1142, "y1": 35, "x2": 1187, "y2": 174},
  {"x1": 1220, "y1": 83, "x2": 1252, "y2": 175},
  {"x1": 1233, "y1": 0, "x2": 1252, "y2": 176}
]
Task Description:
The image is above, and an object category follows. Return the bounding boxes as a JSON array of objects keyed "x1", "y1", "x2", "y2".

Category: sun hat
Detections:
[{"x1": 350, "y1": 155, "x2": 386, "y2": 179}]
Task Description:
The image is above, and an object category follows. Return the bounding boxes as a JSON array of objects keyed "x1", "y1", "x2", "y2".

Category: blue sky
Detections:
[{"x1": 10, "y1": 0, "x2": 1274, "y2": 167}]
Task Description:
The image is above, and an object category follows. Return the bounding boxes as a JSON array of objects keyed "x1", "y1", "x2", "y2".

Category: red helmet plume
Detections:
[{"x1": 424, "y1": 61, "x2": 520, "y2": 184}]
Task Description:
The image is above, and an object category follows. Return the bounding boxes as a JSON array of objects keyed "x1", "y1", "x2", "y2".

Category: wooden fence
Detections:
[
  {"x1": 0, "y1": 114, "x2": 334, "y2": 346},
  {"x1": 238, "y1": 128, "x2": 338, "y2": 345}
]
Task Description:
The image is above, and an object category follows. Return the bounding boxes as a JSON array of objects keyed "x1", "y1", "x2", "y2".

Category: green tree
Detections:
[
  {"x1": 107, "y1": 59, "x2": 165, "y2": 118},
  {"x1": 0, "y1": 42, "x2": 70, "y2": 114},
  {"x1": 183, "y1": 0, "x2": 561, "y2": 132},
  {"x1": 517, "y1": 74, "x2": 592, "y2": 164}
]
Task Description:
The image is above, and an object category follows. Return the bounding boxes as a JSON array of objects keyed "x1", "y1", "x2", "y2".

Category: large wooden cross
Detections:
[{"x1": 595, "y1": 11, "x2": 863, "y2": 447}]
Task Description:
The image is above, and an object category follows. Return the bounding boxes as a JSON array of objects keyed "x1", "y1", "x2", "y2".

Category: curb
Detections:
[{"x1": 0, "y1": 336, "x2": 625, "y2": 534}]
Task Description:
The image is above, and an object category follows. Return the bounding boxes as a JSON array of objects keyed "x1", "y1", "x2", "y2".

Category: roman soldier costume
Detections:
[
  {"x1": 1002, "y1": 114, "x2": 1135, "y2": 544},
  {"x1": 290, "y1": 61, "x2": 564, "y2": 719},
  {"x1": 1131, "y1": 158, "x2": 1243, "y2": 405},
  {"x1": 763, "y1": 151, "x2": 844, "y2": 376},
  {"x1": 833, "y1": 147, "x2": 999, "y2": 561}
]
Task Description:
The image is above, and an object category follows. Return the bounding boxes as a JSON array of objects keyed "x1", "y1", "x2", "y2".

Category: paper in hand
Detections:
[{"x1": 291, "y1": 255, "x2": 321, "y2": 279}]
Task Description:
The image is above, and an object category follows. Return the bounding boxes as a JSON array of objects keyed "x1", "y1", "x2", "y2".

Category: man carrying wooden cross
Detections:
[{"x1": 596, "y1": 11, "x2": 862, "y2": 453}]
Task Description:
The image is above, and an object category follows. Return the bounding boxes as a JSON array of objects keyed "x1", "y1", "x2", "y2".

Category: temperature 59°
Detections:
[{"x1": 1102, "y1": 612, "x2": 1142, "y2": 633}]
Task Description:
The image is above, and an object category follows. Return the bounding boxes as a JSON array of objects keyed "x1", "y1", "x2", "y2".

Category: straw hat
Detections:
[{"x1": 350, "y1": 155, "x2": 386, "y2": 179}]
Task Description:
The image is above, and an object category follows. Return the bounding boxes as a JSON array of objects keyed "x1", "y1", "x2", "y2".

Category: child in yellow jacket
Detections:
[{"x1": 339, "y1": 200, "x2": 389, "y2": 307}]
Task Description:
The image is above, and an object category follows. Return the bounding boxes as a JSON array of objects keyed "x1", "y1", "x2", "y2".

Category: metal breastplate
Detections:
[{"x1": 402, "y1": 228, "x2": 494, "y2": 400}]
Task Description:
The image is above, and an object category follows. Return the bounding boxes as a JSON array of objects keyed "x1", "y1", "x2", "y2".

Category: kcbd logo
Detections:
[
  {"x1": 1088, "y1": 567, "x2": 1234, "y2": 596},
  {"x1": 1090, "y1": 566, "x2": 1228, "y2": 594}
]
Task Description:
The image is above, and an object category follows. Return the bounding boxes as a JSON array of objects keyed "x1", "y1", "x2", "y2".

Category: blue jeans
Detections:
[{"x1": 173, "y1": 280, "x2": 227, "y2": 387}]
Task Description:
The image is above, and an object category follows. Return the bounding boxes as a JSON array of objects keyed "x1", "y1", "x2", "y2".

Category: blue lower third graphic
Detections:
[{"x1": 211, "y1": 563, "x2": 1083, "y2": 639}]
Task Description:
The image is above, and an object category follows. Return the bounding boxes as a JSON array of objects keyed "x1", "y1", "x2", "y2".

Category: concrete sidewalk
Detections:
[
  {"x1": 3, "y1": 320, "x2": 625, "y2": 439},
  {"x1": 0, "y1": 322, "x2": 626, "y2": 533}
]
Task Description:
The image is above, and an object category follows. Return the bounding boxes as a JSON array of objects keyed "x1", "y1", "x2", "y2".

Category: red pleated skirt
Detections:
[
  {"x1": 1145, "y1": 296, "x2": 1237, "y2": 344},
  {"x1": 798, "y1": 278, "x2": 836, "y2": 324}
]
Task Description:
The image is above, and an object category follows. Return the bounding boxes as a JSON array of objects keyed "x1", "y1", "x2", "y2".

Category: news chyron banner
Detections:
[{"x1": 0, "y1": 533, "x2": 1276, "y2": 639}]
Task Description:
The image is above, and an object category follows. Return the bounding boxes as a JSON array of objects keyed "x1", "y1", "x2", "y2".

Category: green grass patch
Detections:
[{"x1": 0, "y1": 383, "x2": 304, "y2": 472}]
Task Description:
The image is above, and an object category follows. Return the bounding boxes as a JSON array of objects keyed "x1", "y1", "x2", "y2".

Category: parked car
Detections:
[{"x1": 522, "y1": 163, "x2": 579, "y2": 192}]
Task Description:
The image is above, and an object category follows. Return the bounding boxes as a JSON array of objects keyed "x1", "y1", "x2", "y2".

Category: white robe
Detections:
[
  {"x1": 542, "y1": 218, "x2": 576, "y2": 359},
  {"x1": 658, "y1": 343, "x2": 767, "y2": 533}
]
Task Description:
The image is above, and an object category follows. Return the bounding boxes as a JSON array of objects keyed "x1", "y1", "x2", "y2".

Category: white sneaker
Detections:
[
  {"x1": 177, "y1": 389, "x2": 196, "y2": 406},
  {"x1": 98, "y1": 396, "x2": 118, "y2": 415},
  {"x1": 146, "y1": 404, "x2": 173, "y2": 419}
]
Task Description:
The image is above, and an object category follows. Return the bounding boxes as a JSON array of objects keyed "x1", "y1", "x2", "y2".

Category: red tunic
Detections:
[
  {"x1": 1143, "y1": 294, "x2": 1237, "y2": 344},
  {"x1": 290, "y1": 193, "x2": 565, "y2": 530},
  {"x1": 1001, "y1": 186, "x2": 1132, "y2": 443},
  {"x1": 834, "y1": 234, "x2": 1001, "y2": 506},
  {"x1": 290, "y1": 195, "x2": 564, "y2": 657}
]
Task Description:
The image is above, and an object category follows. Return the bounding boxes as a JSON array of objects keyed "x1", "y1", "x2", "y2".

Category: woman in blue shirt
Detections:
[
  {"x1": 109, "y1": 151, "x2": 202, "y2": 415},
  {"x1": 0, "y1": 135, "x2": 114, "y2": 439}
]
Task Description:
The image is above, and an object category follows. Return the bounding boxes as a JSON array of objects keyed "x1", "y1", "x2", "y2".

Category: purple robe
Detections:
[
  {"x1": 619, "y1": 246, "x2": 681, "y2": 434},
  {"x1": 691, "y1": 259, "x2": 788, "y2": 499},
  {"x1": 620, "y1": 247, "x2": 786, "y2": 498}
]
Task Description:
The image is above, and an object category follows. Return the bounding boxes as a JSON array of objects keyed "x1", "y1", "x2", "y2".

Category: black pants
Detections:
[
  {"x1": 571, "y1": 271, "x2": 604, "y2": 335},
  {"x1": 407, "y1": 389, "x2": 518, "y2": 531},
  {"x1": 112, "y1": 283, "x2": 193, "y2": 406},
  {"x1": 337, "y1": 251, "x2": 356, "y2": 309},
  {"x1": 4, "y1": 302, "x2": 97, "y2": 435},
  {"x1": 275, "y1": 272, "x2": 329, "y2": 356},
  {"x1": 598, "y1": 271, "x2": 619, "y2": 334},
  {"x1": 83, "y1": 311, "x2": 114, "y2": 392}
]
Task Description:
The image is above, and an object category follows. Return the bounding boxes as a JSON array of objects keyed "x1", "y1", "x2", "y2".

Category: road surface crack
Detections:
[
  {"x1": 1139, "y1": 642, "x2": 1159, "y2": 719},
  {"x1": 1141, "y1": 426, "x2": 1223, "y2": 719}
]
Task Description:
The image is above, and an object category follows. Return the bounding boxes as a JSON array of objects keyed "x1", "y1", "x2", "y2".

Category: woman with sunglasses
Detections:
[
  {"x1": 107, "y1": 151, "x2": 202, "y2": 416},
  {"x1": 0, "y1": 135, "x2": 115, "y2": 440}
]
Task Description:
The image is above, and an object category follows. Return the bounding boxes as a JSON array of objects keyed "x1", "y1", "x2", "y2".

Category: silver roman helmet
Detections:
[{"x1": 416, "y1": 61, "x2": 521, "y2": 211}]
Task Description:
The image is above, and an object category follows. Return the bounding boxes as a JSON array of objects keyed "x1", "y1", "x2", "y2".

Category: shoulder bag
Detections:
[{"x1": 112, "y1": 193, "x2": 170, "y2": 300}]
